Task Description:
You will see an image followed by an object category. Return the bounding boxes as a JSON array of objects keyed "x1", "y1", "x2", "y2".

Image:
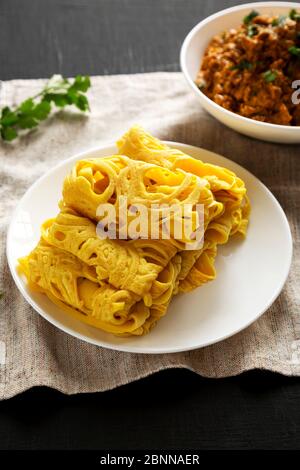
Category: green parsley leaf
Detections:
[
  {"x1": 1, "y1": 107, "x2": 11, "y2": 118},
  {"x1": 243, "y1": 10, "x2": 259, "y2": 25},
  {"x1": 0, "y1": 74, "x2": 91, "y2": 142},
  {"x1": 71, "y1": 75, "x2": 91, "y2": 93},
  {"x1": 0, "y1": 109, "x2": 19, "y2": 127},
  {"x1": 76, "y1": 94, "x2": 89, "y2": 111},
  {"x1": 33, "y1": 101, "x2": 51, "y2": 120},
  {"x1": 247, "y1": 24, "x2": 258, "y2": 37},
  {"x1": 230, "y1": 60, "x2": 253, "y2": 71},
  {"x1": 289, "y1": 9, "x2": 300, "y2": 21},
  {"x1": 289, "y1": 46, "x2": 300, "y2": 56},
  {"x1": 66, "y1": 88, "x2": 79, "y2": 104},
  {"x1": 44, "y1": 93, "x2": 69, "y2": 107},
  {"x1": 1, "y1": 127, "x2": 17, "y2": 141},
  {"x1": 18, "y1": 114, "x2": 38, "y2": 129},
  {"x1": 263, "y1": 70, "x2": 277, "y2": 83},
  {"x1": 20, "y1": 98, "x2": 35, "y2": 114}
]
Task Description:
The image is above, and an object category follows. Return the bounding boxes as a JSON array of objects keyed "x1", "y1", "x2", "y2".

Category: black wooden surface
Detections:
[{"x1": 1, "y1": 0, "x2": 300, "y2": 451}]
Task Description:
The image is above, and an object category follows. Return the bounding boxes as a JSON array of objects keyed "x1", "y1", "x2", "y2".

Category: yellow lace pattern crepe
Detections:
[{"x1": 19, "y1": 126, "x2": 250, "y2": 336}]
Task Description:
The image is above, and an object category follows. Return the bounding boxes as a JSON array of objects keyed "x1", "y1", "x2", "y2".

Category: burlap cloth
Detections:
[{"x1": 0, "y1": 73, "x2": 299, "y2": 399}]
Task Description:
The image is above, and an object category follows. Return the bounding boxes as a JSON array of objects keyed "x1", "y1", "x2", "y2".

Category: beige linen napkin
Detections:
[{"x1": 0, "y1": 73, "x2": 299, "y2": 399}]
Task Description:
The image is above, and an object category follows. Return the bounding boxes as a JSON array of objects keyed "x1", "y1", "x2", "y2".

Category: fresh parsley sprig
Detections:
[
  {"x1": 289, "y1": 46, "x2": 300, "y2": 57},
  {"x1": 263, "y1": 70, "x2": 277, "y2": 83},
  {"x1": 243, "y1": 10, "x2": 259, "y2": 25},
  {"x1": 290, "y1": 9, "x2": 300, "y2": 21},
  {"x1": 0, "y1": 74, "x2": 91, "y2": 142}
]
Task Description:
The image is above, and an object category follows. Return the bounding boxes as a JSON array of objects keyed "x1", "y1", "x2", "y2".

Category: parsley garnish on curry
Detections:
[{"x1": 196, "y1": 9, "x2": 300, "y2": 125}]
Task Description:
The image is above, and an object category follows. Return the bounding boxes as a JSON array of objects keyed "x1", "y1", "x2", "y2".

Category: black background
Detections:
[{"x1": 1, "y1": 0, "x2": 300, "y2": 450}]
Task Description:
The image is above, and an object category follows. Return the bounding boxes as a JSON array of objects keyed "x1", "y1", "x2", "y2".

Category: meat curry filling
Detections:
[{"x1": 196, "y1": 9, "x2": 300, "y2": 125}]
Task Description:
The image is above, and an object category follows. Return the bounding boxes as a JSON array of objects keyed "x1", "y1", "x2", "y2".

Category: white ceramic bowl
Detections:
[{"x1": 180, "y1": 2, "x2": 300, "y2": 144}]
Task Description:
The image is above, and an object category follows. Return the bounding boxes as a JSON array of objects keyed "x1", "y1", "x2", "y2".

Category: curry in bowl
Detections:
[{"x1": 196, "y1": 9, "x2": 300, "y2": 126}]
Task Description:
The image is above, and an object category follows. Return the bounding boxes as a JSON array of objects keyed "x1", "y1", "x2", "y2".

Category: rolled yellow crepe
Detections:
[{"x1": 19, "y1": 126, "x2": 250, "y2": 337}]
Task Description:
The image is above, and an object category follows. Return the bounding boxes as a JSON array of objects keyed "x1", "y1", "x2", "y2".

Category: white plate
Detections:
[{"x1": 7, "y1": 142, "x2": 292, "y2": 354}]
